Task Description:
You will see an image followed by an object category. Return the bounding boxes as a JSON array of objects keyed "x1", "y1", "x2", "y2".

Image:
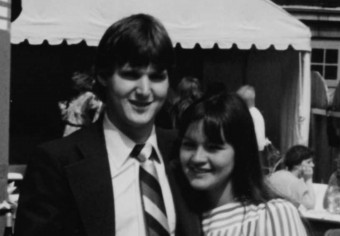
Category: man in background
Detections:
[{"x1": 267, "y1": 145, "x2": 316, "y2": 210}]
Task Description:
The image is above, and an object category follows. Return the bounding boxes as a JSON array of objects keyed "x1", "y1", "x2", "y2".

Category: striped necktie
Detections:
[{"x1": 130, "y1": 143, "x2": 171, "y2": 236}]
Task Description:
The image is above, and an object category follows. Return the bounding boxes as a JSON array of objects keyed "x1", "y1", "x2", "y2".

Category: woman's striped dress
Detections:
[{"x1": 202, "y1": 199, "x2": 307, "y2": 236}]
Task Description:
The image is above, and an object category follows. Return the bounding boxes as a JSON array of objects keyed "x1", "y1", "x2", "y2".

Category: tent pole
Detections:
[
  {"x1": 0, "y1": 1, "x2": 11, "y2": 235},
  {"x1": 298, "y1": 52, "x2": 311, "y2": 146}
]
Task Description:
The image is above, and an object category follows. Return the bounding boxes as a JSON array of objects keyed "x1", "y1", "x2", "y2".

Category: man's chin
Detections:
[{"x1": 127, "y1": 116, "x2": 154, "y2": 128}]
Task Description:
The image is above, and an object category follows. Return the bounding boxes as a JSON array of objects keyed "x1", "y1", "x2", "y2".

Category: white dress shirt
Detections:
[{"x1": 103, "y1": 114, "x2": 176, "y2": 236}]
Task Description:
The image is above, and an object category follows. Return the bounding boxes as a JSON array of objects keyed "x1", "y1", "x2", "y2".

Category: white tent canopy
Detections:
[
  {"x1": 11, "y1": 0, "x2": 311, "y2": 50},
  {"x1": 10, "y1": 0, "x2": 312, "y2": 151}
]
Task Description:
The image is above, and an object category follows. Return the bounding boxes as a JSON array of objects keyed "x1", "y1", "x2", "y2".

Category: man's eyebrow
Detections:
[{"x1": 151, "y1": 70, "x2": 167, "y2": 75}]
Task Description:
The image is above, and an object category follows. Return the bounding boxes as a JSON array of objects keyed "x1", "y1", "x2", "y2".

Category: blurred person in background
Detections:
[
  {"x1": 170, "y1": 76, "x2": 203, "y2": 129},
  {"x1": 267, "y1": 145, "x2": 316, "y2": 210},
  {"x1": 237, "y1": 85, "x2": 266, "y2": 151},
  {"x1": 58, "y1": 72, "x2": 104, "y2": 137}
]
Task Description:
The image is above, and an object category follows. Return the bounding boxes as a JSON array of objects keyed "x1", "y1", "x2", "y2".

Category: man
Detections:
[
  {"x1": 267, "y1": 145, "x2": 316, "y2": 210},
  {"x1": 14, "y1": 14, "x2": 201, "y2": 236}
]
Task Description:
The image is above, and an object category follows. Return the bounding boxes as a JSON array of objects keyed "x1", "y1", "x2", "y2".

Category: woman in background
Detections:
[
  {"x1": 58, "y1": 72, "x2": 103, "y2": 136},
  {"x1": 178, "y1": 92, "x2": 308, "y2": 236},
  {"x1": 170, "y1": 76, "x2": 203, "y2": 129}
]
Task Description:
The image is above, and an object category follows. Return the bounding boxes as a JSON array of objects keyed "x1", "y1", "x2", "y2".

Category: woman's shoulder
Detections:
[
  {"x1": 202, "y1": 199, "x2": 300, "y2": 220},
  {"x1": 261, "y1": 198, "x2": 304, "y2": 223},
  {"x1": 254, "y1": 199, "x2": 308, "y2": 236},
  {"x1": 203, "y1": 199, "x2": 298, "y2": 219},
  {"x1": 202, "y1": 200, "x2": 307, "y2": 236},
  {"x1": 244, "y1": 198, "x2": 300, "y2": 218},
  {"x1": 203, "y1": 202, "x2": 242, "y2": 218},
  {"x1": 266, "y1": 198, "x2": 299, "y2": 211}
]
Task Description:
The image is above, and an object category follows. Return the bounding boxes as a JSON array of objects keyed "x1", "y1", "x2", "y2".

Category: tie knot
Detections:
[{"x1": 131, "y1": 143, "x2": 158, "y2": 163}]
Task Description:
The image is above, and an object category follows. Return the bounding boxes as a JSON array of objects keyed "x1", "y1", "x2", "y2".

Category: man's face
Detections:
[
  {"x1": 101, "y1": 63, "x2": 169, "y2": 130},
  {"x1": 298, "y1": 157, "x2": 314, "y2": 177}
]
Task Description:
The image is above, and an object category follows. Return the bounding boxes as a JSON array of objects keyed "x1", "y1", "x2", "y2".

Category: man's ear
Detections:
[{"x1": 97, "y1": 76, "x2": 107, "y2": 87}]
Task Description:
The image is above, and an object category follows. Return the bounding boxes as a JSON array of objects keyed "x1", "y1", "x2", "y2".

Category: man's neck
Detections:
[
  {"x1": 120, "y1": 125, "x2": 152, "y2": 144},
  {"x1": 291, "y1": 168, "x2": 301, "y2": 178},
  {"x1": 106, "y1": 112, "x2": 153, "y2": 144}
]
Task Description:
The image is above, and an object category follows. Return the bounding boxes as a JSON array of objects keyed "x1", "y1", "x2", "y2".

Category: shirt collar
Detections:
[{"x1": 103, "y1": 113, "x2": 160, "y2": 169}]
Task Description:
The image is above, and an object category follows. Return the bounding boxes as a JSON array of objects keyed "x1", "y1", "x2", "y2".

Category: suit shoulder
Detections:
[{"x1": 37, "y1": 123, "x2": 103, "y2": 156}]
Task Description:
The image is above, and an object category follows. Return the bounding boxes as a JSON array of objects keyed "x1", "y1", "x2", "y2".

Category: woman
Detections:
[
  {"x1": 170, "y1": 76, "x2": 203, "y2": 129},
  {"x1": 58, "y1": 72, "x2": 104, "y2": 137},
  {"x1": 178, "y1": 92, "x2": 308, "y2": 236}
]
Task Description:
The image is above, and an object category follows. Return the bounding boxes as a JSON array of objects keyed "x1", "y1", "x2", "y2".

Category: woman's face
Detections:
[{"x1": 180, "y1": 120, "x2": 235, "y2": 199}]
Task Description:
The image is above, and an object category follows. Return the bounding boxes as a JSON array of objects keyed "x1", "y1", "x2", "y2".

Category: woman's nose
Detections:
[
  {"x1": 190, "y1": 147, "x2": 207, "y2": 163},
  {"x1": 136, "y1": 76, "x2": 151, "y2": 96}
]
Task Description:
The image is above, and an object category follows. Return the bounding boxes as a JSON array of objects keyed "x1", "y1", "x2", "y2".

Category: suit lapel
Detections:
[{"x1": 65, "y1": 122, "x2": 115, "y2": 236}]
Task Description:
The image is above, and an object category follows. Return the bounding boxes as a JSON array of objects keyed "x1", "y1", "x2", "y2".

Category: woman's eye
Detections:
[
  {"x1": 181, "y1": 141, "x2": 196, "y2": 150},
  {"x1": 119, "y1": 71, "x2": 140, "y2": 80},
  {"x1": 205, "y1": 144, "x2": 223, "y2": 152}
]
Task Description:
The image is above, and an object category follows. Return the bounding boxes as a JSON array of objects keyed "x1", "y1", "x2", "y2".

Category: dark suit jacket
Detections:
[{"x1": 14, "y1": 122, "x2": 201, "y2": 236}]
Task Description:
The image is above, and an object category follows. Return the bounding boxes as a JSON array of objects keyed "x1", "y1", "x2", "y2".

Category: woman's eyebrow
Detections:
[{"x1": 182, "y1": 136, "x2": 192, "y2": 141}]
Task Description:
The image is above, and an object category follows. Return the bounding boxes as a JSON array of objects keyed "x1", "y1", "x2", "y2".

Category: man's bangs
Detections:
[{"x1": 116, "y1": 35, "x2": 174, "y2": 70}]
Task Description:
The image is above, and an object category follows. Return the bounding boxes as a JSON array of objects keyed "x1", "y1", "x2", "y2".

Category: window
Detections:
[{"x1": 311, "y1": 41, "x2": 340, "y2": 88}]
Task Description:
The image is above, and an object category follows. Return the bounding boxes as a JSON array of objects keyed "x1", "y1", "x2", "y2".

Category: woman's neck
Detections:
[{"x1": 206, "y1": 182, "x2": 235, "y2": 209}]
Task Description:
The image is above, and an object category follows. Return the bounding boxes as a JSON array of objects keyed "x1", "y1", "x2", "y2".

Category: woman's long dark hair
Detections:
[{"x1": 179, "y1": 92, "x2": 276, "y2": 206}]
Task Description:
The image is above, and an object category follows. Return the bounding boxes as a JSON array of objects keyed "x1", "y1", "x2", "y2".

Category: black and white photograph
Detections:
[{"x1": 0, "y1": 0, "x2": 340, "y2": 235}]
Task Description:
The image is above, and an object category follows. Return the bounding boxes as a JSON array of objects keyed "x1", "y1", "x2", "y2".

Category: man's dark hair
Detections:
[
  {"x1": 284, "y1": 145, "x2": 314, "y2": 171},
  {"x1": 93, "y1": 13, "x2": 175, "y2": 101}
]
